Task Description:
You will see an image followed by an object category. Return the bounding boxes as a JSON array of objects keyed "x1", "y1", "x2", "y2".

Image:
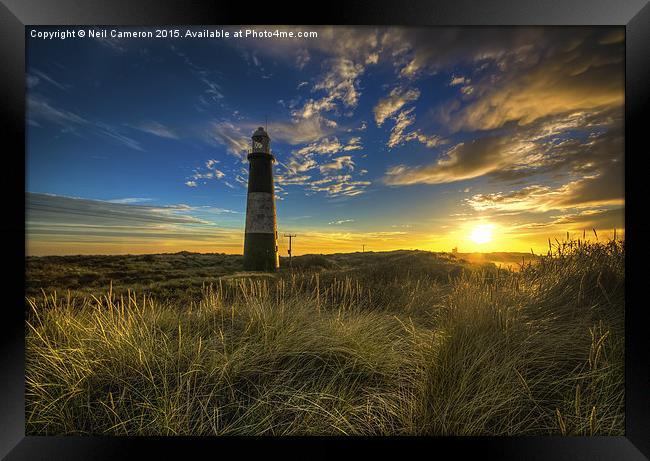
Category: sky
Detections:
[{"x1": 26, "y1": 26, "x2": 625, "y2": 256}]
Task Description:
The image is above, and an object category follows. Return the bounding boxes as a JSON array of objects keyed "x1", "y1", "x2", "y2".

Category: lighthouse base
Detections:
[{"x1": 243, "y1": 233, "x2": 279, "y2": 271}]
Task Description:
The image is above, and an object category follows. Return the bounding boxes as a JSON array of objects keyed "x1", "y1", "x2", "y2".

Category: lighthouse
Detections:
[{"x1": 243, "y1": 127, "x2": 279, "y2": 271}]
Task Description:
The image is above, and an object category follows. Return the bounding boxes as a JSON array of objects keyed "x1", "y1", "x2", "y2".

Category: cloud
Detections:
[
  {"x1": 308, "y1": 174, "x2": 371, "y2": 197},
  {"x1": 284, "y1": 156, "x2": 318, "y2": 175},
  {"x1": 225, "y1": 27, "x2": 623, "y2": 132},
  {"x1": 292, "y1": 137, "x2": 361, "y2": 158},
  {"x1": 314, "y1": 58, "x2": 364, "y2": 108},
  {"x1": 96, "y1": 122, "x2": 144, "y2": 151},
  {"x1": 171, "y1": 44, "x2": 224, "y2": 105},
  {"x1": 299, "y1": 230, "x2": 408, "y2": 246},
  {"x1": 277, "y1": 135, "x2": 367, "y2": 196},
  {"x1": 460, "y1": 85, "x2": 474, "y2": 95},
  {"x1": 319, "y1": 156, "x2": 354, "y2": 174},
  {"x1": 434, "y1": 30, "x2": 624, "y2": 132},
  {"x1": 235, "y1": 26, "x2": 384, "y2": 71},
  {"x1": 200, "y1": 76, "x2": 224, "y2": 101},
  {"x1": 133, "y1": 121, "x2": 179, "y2": 139},
  {"x1": 107, "y1": 197, "x2": 154, "y2": 204},
  {"x1": 27, "y1": 94, "x2": 88, "y2": 126},
  {"x1": 26, "y1": 192, "x2": 244, "y2": 254},
  {"x1": 387, "y1": 108, "x2": 415, "y2": 148},
  {"x1": 344, "y1": 137, "x2": 363, "y2": 151},
  {"x1": 276, "y1": 174, "x2": 311, "y2": 186},
  {"x1": 447, "y1": 75, "x2": 475, "y2": 95},
  {"x1": 27, "y1": 94, "x2": 144, "y2": 151},
  {"x1": 274, "y1": 134, "x2": 368, "y2": 198},
  {"x1": 386, "y1": 108, "x2": 444, "y2": 149},
  {"x1": 598, "y1": 29, "x2": 624, "y2": 45},
  {"x1": 27, "y1": 75, "x2": 39, "y2": 89},
  {"x1": 373, "y1": 86, "x2": 420, "y2": 126},
  {"x1": 502, "y1": 208, "x2": 624, "y2": 239},
  {"x1": 466, "y1": 155, "x2": 623, "y2": 214},
  {"x1": 405, "y1": 131, "x2": 445, "y2": 148},
  {"x1": 93, "y1": 33, "x2": 127, "y2": 53},
  {"x1": 449, "y1": 75, "x2": 468, "y2": 86},
  {"x1": 386, "y1": 135, "x2": 508, "y2": 184},
  {"x1": 328, "y1": 219, "x2": 355, "y2": 225},
  {"x1": 204, "y1": 159, "x2": 226, "y2": 179},
  {"x1": 296, "y1": 50, "x2": 310, "y2": 69},
  {"x1": 261, "y1": 117, "x2": 335, "y2": 145},
  {"x1": 27, "y1": 69, "x2": 69, "y2": 91},
  {"x1": 389, "y1": 28, "x2": 539, "y2": 78},
  {"x1": 385, "y1": 107, "x2": 622, "y2": 186},
  {"x1": 289, "y1": 58, "x2": 365, "y2": 125},
  {"x1": 207, "y1": 121, "x2": 249, "y2": 159},
  {"x1": 234, "y1": 28, "x2": 385, "y2": 130},
  {"x1": 185, "y1": 158, "x2": 228, "y2": 186},
  {"x1": 27, "y1": 193, "x2": 211, "y2": 227},
  {"x1": 281, "y1": 137, "x2": 361, "y2": 179}
]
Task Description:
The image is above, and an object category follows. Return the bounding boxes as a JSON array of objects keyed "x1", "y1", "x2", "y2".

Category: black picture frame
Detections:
[{"x1": 1, "y1": 0, "x2": 648, "y2": 458}]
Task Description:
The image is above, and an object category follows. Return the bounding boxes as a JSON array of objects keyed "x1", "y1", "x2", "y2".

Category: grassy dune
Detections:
[{"x1": 25, "y1": 239, "x2": 624, "y2": 435}]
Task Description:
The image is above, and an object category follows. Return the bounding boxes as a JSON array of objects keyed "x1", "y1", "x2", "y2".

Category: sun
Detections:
[{"x1": 470, "y1": 224, "x2": 494, "y2": 244}]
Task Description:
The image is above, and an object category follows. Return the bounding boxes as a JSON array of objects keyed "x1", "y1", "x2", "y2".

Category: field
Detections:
[{"x1": 24, "y1": 240, "x2": 624, "y2": 435}]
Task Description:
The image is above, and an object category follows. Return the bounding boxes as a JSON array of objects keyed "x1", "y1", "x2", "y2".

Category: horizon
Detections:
[
  {"x1": 26, "y1": 26, "x2": 625, "y2": 256},
  {"x1": 24, "y1": 245, "x2": 545, "y2": 258}
]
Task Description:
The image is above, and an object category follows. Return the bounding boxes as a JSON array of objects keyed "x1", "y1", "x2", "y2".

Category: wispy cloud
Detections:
[
  {"x1": 466, "y1": 161, "x2": 623, "y2": 213},
  {"x1": 27, "y1": 193, "x2": 211, "y2": 227},
  {"x1": 27, "y1": 69, "x2": 70, "y2": 91},
  {"x1": 207, "y1": 121, "x2": 249, "y2": 159},
  {"x1": 291, "y1": 136, "x2": 362, "y2": 159},
  {"x1": 132, "y1": 121, "x2": 179, "y2": 139},
  {"x1": 27, "y1": 94, "x2": 87, "y2": 126},
  {"x1": 276, "y1": 174, "x2": 311, "y2": 186},
  {"x1": 171, "y1": 44, "x2": 224, "y2": 105},
  {"x1": 386, "y1": 108, "x2": 444, "y2": 149},
  {"x1": 373, "y1": 86, "x2": 420, "y2": 126},
  {"x1": 27, "y1": 94, "x2": 144, "y2": 151},
  {"x1": 107, "y1": 197, "x2": 155, "y2": 204},
  {"x1": 26, "y1": 193, "x2": 244, "y2": 255},
  {"x1": 385, "y1": 108, "x2": 622, "y2": 186},
  {"x1": 92, "y1": 31, "x2": 127, "y2": 53},
  {"x1": 434, "y1": 31, "x2": 624, "y2": 132},
  {"x1": 185, "y1": 158, "x2": 229, "y2": 187},
  {"x1": 449, "y1": 75, "x2": 469, "y2": 86},
  {"x1": 277, "y1": 135, "x2": 368, "y2": 197},
  {"x1": 319, "y1": 156, "x2": 355, "y2": 174},
  {"x1": 308, "y1": 174, "x2": 371, "y2": 197}
]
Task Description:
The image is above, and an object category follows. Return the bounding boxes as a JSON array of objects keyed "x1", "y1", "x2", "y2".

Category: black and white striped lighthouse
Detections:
[{"x1": 243, "y1": 127, "x2": 279, "y2": 271}]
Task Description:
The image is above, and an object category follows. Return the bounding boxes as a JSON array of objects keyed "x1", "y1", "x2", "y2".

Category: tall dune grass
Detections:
[{"x1": 25, "y1": 239, "x2": 624, "y2": 435}]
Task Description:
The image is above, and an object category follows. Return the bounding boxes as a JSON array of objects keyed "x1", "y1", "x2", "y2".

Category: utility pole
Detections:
[
  {"x1": 284, "y1": 233, "x2": 297, "y2": 268},
  {"x1": 362, "y1": 244, "x2": 365, "y2": 253}
]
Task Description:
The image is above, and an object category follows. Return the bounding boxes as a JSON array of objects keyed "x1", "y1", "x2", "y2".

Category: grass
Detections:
[{"x1": 25, "y1": 238, "x2": 624, "y2": 435}]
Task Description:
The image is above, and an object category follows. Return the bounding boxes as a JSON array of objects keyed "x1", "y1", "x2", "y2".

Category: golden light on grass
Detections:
[
  {"x1": 24, "y1": 238, "x2": 625, "y2": 435},
  {"x1": 469, "y1": 223, "x2": 494, "y2": 245}
]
